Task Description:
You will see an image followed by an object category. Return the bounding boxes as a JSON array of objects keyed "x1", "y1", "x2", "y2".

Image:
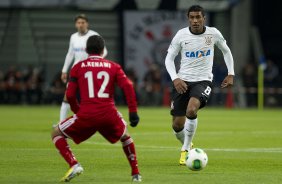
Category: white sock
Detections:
[
  {"x1": 181, "y1": 118, "x2": 198, "y2": 151},
  {"x1": 60, "y1": 102, "x2": 70, "y2": 121},
  {"x1": 174, "y1": 129, "x2": 185, "y2": 144}
]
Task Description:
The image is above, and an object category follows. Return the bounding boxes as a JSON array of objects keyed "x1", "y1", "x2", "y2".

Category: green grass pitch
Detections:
[{"x1": 0, "y1": 105, "x2": 282, "y2": 184}]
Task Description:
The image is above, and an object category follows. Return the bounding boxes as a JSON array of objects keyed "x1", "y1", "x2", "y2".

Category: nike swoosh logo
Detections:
[{"x1": 186, "y1": 129, "x2": 193, "y2": 132}]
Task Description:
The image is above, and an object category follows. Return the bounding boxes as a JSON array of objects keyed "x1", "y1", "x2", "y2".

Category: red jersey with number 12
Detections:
[{"x1": 66, "y1": 55, "x2": 137, "y2": 117}]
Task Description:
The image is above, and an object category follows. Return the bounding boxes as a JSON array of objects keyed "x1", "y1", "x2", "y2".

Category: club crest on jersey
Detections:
[
  {"x1": 185, "y1": 49, "x2": 211, "y2": 58},
  {"x1": 205, "y1": 36, "x2": 212, "y2": 45}
]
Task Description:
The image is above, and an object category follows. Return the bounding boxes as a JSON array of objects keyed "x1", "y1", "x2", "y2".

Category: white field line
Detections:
[
  {"x1": 83, "y1": 142, "x2": 282, "y2": 153},
  {"x1": 3, "y1": 143, "x2": 282, "y2": 153},
  {"x1": 2, "y1": 147, "x2": 282, "y2": 153},
  {"x1": 129, "y1": 131, "x2": 282, "y2": 135}
]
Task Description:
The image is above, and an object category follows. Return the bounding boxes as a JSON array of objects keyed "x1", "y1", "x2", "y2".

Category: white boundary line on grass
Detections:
[
  {"x1": 2, "y1": 142, "x2": 282, "y2": 153},
  {"x1": 83, "y1": 142, "x2": 282, "y2": 153},
  {"x1": 129, "y1": 131, "x2": 282, "y2": 136}
]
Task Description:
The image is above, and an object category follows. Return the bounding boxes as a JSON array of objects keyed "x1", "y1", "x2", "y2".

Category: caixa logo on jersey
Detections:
[
  {"x1": 73, "y1": 47, "x2": 85, "y2": 52},
  {"x1": 185, "y1": 49, "x2": 211, "y2": 58}
]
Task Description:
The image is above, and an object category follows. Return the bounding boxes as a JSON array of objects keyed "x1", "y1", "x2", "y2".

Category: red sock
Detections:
[
  {"x1": 52, "y1": 135, "x2": 78, "y2": 167},
  {"x1": 121, "y1": 136, "x2": 140, "y2": 175}
]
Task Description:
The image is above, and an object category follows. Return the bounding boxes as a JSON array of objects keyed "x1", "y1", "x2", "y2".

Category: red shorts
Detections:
[{"x1": 58, "y1": 111, "x2": 126, "y2": 144}]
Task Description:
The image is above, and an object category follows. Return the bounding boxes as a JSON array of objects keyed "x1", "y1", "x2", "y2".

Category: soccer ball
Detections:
[{"x1": 186, "y1": 148, "x2": 208, "y2": 171}]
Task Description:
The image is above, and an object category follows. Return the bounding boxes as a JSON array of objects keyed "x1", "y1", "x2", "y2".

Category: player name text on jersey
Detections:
[{"x1": 81, "y1": 61, "x2": 111, "y2": 68}]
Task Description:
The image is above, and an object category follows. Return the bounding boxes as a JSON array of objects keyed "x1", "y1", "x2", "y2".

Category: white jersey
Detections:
[
  {"x1": 62, "y1": 30, "x2": 108, "y2": 73},
  {"x1": 166, "y1": 26, "x2": 234, "y2": 82}
]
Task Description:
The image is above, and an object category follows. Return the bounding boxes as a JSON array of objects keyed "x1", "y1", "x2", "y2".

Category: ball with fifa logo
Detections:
[{"x1": 186, "y1": 148, "x2": 208, "y2": 171}]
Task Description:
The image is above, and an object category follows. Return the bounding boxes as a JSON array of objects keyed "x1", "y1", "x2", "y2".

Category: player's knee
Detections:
[
  {"x1": 186, "y1": 107, "x2": 198, "y2": 119},
  {"x1": 120, "y1": 133, "x2": 130, "y2": 142},
  {"x1": 172, "y1": 120, "x2": 184, "y2": 132},
  {"x1": 51, "y1": 125, "x2": 62, "y2": 138}
]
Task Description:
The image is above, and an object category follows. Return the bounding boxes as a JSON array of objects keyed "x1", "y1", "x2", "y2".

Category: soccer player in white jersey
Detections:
[
  {"x1": 60, "y1": 14, "x2": 108, "y2": 121},
  {"x1": 165, "y1": 5, "x2": 235, "y2": 165}
]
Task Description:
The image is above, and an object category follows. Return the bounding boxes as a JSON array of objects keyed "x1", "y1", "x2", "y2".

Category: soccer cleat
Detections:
[
  {"x1": 60, "y1": 163, "x2": 84, "y2": 182},
  {"x1": 179, "y1": 150, "x2": 188, "y2": 166},
  {"x1": 179, "y1": 142, "x2": 194, "y2": 165},
  {"x1": 132, "y1": 174, "x2": 142, "y2": 182}
]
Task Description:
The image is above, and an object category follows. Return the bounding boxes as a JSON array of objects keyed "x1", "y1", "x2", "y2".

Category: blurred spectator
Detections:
[
  {"x1": 45, "y1": 72, "x2": 66, "y2": 104},
  {"x1": 114, "y1": 68, "x2": 139, "y2": 105},
  {"x1": 24, "y1": 67, "x2": 44, "y2": 104},
  {"x1": 126, "y1": 68, "x2": 139, "y2": 101},
  {"x1": 0, "y1": 70, "x2": 5, "y2": 103},
  {"x1": 242, "y1": 62, "x2": 257, "y2": 107},
  {"x1": 264, "y1": 59, "x2": 279, "y2": 87},
  {"x1": 264, "y1": 59, "x2": 279, "y2": 106},
  {"x1": 126, "y1": 68, "x2": 138, "y2": 90},
  {"x1": 161, "y1": 68, "x2": 173, "y2": 106},
  {"x1": 140, "y1": 63, "x2": 162, "y2": 106},
  {"x1": 4, "y1": 66, "x2": 23, "y2": 104},
  {"x1": 210, "y1": 62, "x2": 228, "y2": 106}
]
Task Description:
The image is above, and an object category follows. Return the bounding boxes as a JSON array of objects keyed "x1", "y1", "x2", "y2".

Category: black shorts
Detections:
[{"x1": 170, "y1": 80, "x2": 212, "y2": 116}]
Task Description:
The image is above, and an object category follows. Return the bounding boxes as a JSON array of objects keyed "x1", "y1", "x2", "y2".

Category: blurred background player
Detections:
[
  {"x1": 165, "y1": 5, "x2": 235, "y2": 165},
  {"x1": 51, "y1": 35, "x2": 141, "y2": 182},
  {"x1": 60, "y1": 14, "x2": 108, "y2": 121}
]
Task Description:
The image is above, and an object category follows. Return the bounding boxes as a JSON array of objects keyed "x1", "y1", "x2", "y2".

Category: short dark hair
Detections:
[
  {"x1": 74, "y1": 14, "x2": 88, "y2": 22},
  {"x1": 86, "y1": 35, "x2": 105, "y2": 55},
  {"x1": 187, "y1": 5, "x2": 205, "y2": 17}
]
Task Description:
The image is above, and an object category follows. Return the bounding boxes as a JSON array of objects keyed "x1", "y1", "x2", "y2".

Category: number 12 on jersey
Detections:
[{"x1": 84, "y1": 71, "x2": 110, "y2": 98}]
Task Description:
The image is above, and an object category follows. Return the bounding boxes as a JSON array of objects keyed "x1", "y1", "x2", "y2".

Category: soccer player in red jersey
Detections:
[{"x1": 51, "y1": 35, "x2": 142, "y2": 182}]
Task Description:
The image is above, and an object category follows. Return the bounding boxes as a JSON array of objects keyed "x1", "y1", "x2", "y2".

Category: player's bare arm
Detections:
[
  {"x1": 173, "y1": 78, "x2": 188, "y2": 94},
  {"x1": 221, "y1": 75, "x2": 234, "y2": 88}
]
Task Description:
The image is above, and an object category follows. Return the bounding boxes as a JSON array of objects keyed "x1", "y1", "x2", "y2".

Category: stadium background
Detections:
[{"x1": 0, "y1": 0, "x2": 281, "y2": 108}]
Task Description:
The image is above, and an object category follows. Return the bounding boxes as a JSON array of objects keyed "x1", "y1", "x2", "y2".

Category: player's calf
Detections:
[{"x1": 120, "y1": 134, "x2": 140, "y2": 177}]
